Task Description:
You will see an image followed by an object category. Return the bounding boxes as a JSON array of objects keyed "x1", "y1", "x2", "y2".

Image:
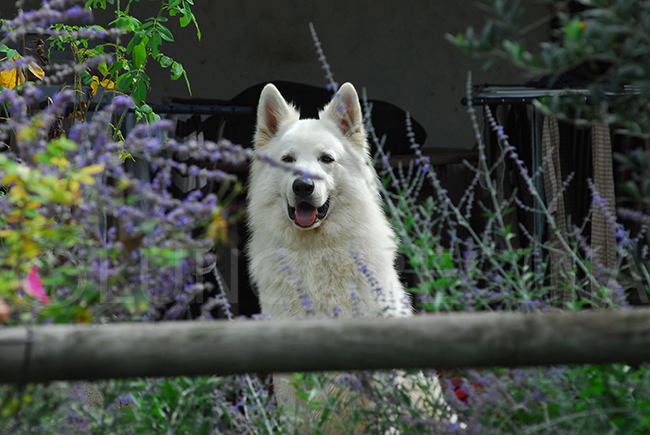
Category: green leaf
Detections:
[
  {"x1": 107, "y1": 59, "x2": 121, "y2": 76},
  {"x1": 170, "y1": 61, "x2": 192, "y2": 95},
  {"x1": 116, "y1": 72, "x2": 134, "y2": 92},
  {"x1": 440, "y1": 252, "x2": 454, "y2": 269},
  {"x1": 111, "y1": 17, "x2": 131, "y2": 30},
  {"x1": 51, "y1": 137, "x2": 79, "y2": 151},
  {"x1": 6, "y1": 48, "x2": 20, "y2": 60},
  {"x1": 565, "y1": 17, "x2": 584, "y2": 42},
  {"x1": 159, "y1": 55, "x2": 173, "y2": 68},
  {"x1": 184, "y1": 2, "x2": 201, "y2": 40},
  {"x1": 139, "y1": 103, "x2": 153, "y2": 114},
  {"x1": 85, "y1": 0, "x2": 110, "y2": 8},
  {"x1": 156, "y1": 23, "x2": 174, "y2": 42},
  {"x1": 148, "y1": 33, "x2": 162, "y2": 59},
  {"x1": 97, "y1": 62, "x2": 109, "y2": 76},
  {"x1": 80, "y1": 70, "x2": 94, "y2": 85},
  {"x1": 170, "y1": 61, "x2": 184, "y2": 80},
  {"x1": 133, "y1": 41, "x2": 146, "y2": 69},
  {"x1": 620, "y1": 180, "x2": 640, "y2": 198},
  {"x1": 126, "y1": 33, "x2": 144, "y2": 54},
  {"x1": 179, "y1": 13, "x2": 191, "y2": 27},
  {"x1": 131, "y1": 80, "x2": 147, "y2": 106},
  {"x1": 139, "y1": 20, "x2": 155, "y2": 31}
]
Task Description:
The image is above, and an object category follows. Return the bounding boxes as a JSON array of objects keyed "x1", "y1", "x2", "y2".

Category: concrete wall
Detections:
[{"x1": 132, "y1": 1, "x2": 550, "y2": 150}]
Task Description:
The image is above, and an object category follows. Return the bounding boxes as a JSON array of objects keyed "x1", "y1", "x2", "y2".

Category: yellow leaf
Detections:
[
  {"x1": 76, "y1": 175, "x2": 95, "y2": 185},
  {"x1": 208, "y1": 210, "x2": 228, "y2": 243},
  {"x1": 28, "y1": 62, "x2": 44, "y2": 80},
  {"x1": 80, "y1": 164, "x2": 104, "y2": 175},
  {"x1": 0, "y1": 56, "x2": 26, "y2": 89},
  {"x1": 55, "y1": 191, "x2": 76, "y2": 204},
  {"x1": 100, "y1": 78, "x2": 115, "y2": 89},
  {"x1": 31, "y1": 215, "x2": 48, "y2": 226},
  {"x1": 21, "y1": 241, "x2": 40, "y2": 256},
  {"x1": 0, "y1": 69, "x2": 17, "y2": 89},
  {"x1": 116, "y1": 177, "x2": 131, "y2": 190},
  {"x1": 2, "y1": 174, "x2": 19, "y2": 185},
  {"x1": 90, "y1": 75, "x2": 99, "y2": 96},
  {"x1": 50, "y1": 157, "x2": 70, "y2": 168},
  {"x1": 41, "y1": 175, "x2": 60, "y2": 189},
  {"x1": 17, "y1": 126, "x2": 37, "y2": 142},
  {"x1": 9, "y1": 185, "x2": 27, "y2": 198},
  {"x1": 119, "y1": 151, "x2": 135, "y2": 162},
  {"x1": 0, "y1": 230, "x2": 13, "y2": 237},
  {"x1": 69, "y1": 179, "x2": 80, "y2": 193},
  {"x1": 26, "y1": 201, "x2": 41, "y2": 209}
]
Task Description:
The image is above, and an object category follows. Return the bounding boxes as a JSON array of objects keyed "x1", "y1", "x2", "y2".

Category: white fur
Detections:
[
  {"x1": 247, "y1": 82, "x2": 411, "y2": 321},
  {"x1": 247, "y1": 84, "x2": 447, "y2": 425}
]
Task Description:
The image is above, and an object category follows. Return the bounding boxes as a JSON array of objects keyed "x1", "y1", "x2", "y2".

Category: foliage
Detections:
[
  {"x1": 46, "y1": 0, "x2": 199, "y2": 124},
  {"x1": 448, "y1": 0, "x2": 650, "y2": 136},
  {"x1": 0, "y1": 0, "x2": 245, "y2": 324},
  {"x1": 2, "y1": 377, "x2": 237, "y2": 434}
]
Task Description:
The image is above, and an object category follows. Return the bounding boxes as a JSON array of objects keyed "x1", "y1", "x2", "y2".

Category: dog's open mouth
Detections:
[{"x1": 288, "y1": 198, "x2": 330, "y2": 228}]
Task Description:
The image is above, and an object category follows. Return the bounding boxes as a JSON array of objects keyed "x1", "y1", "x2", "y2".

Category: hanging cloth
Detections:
[
  {"x1": 542, "y1": 116, "x2": 573, "y2": 303},
  {"x1": 590, "y1": 122, "x2": 617, "y2": 272}
]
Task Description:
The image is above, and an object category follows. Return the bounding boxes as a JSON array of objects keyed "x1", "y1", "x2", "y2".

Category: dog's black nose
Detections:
[{"x1": 292, "y1": 177, "x2": 314, "y2": 197}]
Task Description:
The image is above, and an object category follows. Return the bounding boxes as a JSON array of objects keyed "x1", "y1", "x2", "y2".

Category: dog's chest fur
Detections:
[{"x1": 253, "y1": 243, "x2": 387, "y2": 319}]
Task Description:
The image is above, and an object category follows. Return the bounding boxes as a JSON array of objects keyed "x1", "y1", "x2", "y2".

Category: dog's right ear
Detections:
[{"x1": 254, "y1": 84, "x2": 299, "y2": 148}]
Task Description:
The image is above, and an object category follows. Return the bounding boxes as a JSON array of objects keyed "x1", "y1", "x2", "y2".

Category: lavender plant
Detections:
[
  {"x1": 0, "y1": 1, "x2": 261, "y2": 433},
  {"x1": 0, "y1": 0, "x2": 246, "y2": 325},
  {"x1": 0, "y1": 84, "x2": 249, "y2": 323},
  {"x1": 349, "y1": 1, "x2": 650, "y2": 432},
  {"x1": 290, "y1": 20, "x2": 650, "y2": 435}
]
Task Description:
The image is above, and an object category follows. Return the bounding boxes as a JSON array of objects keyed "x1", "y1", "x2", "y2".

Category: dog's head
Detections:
[{"x1": 252, "y1": 83, "x2": 370, "y2": 230}]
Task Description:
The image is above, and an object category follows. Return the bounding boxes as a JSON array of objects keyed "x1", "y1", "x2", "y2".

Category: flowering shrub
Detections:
[{"x1": 0, "y1": 0, "x2": 246, "y2": 326}]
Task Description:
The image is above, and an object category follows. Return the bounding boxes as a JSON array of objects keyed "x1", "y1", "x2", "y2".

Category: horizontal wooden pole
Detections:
[{"x1": 1, "y1": 309, "x2": 650, "y2": 384}]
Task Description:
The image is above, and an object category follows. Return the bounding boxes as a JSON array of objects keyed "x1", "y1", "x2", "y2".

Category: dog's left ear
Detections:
[{"x1": 321, "y1": 83, "x2": 366, "y2": 147}]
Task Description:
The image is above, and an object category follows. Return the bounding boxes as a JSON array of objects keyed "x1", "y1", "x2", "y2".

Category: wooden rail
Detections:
[{"x1": 1, "y1": 309, "x2": 650, "y2": 384}]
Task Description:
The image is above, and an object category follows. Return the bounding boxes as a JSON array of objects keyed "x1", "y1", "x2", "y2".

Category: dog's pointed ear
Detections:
[
  {"x1": 255, "y1": 84, "x2": 299, "y2": 148},
  {"x1": 321, "y1": 82, "x2": 366, "y2": 147}
]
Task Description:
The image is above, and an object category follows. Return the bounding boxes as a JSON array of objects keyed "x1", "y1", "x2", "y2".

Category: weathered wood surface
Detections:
[{"x1": 1, "y1": 309, "x2": 650, "y2": 383}]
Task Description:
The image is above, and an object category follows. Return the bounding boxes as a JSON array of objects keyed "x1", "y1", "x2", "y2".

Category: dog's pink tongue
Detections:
[{"x1": 296, "y1": 208, "x2": 317, "y2": 226}]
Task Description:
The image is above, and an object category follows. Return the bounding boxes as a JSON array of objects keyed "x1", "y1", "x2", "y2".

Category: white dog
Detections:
[
  {"x1": 246, "y1": 83, "x2": 443, "y2": 427},
  {"x1": 247, "y1": 82, "x2": 411, "y2": 320}
]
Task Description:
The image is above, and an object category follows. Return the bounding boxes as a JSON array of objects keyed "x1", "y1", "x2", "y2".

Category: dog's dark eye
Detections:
[
  {"x1": 281, "y1": 155, "x2": 295, "y2": 163},
  {"x1": 320, "y1": 154, "x2": 335, "y2": 164}
]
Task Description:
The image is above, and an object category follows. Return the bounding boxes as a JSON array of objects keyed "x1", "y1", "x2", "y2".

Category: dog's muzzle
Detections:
[{"x1": 288, "y1": 177, "x2": 330, "y2": 228}]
